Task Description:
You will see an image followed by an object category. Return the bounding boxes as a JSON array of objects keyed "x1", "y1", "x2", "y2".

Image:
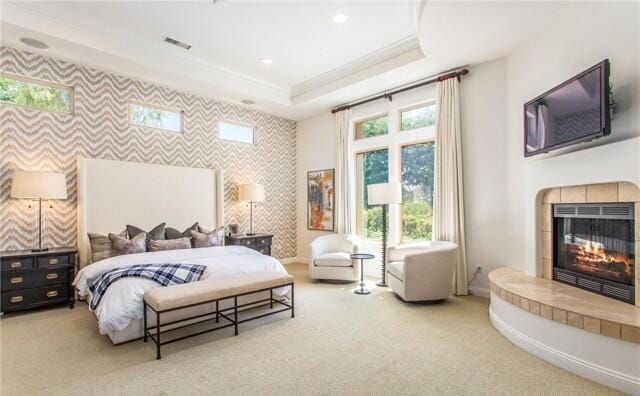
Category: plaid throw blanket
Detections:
[{"x1": 89, "y1": 264, "x2": 206, "y2": 310}]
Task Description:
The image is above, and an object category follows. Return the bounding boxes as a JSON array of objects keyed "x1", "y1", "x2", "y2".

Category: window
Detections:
[
  {"x1": 355, "y1": 115, "x2": 388, "y2": 140},
  {"x1": 0, "y1": 73, "x2": 73, "y2": 113},
  {"x1": 355, "y1": 149, "x2": 389, "y2": 239},
  {"x1": 219, "y1": 121, "x2": 254, "y2": 144},
  {"x1": 130, "y1": 102, "x2": 183, "y2": 132},
  {"x1": 401, "y1": 142, "x2": 435, "y2": 242},
  {"x1": 400, "y1": 103, "x2": 436, "y2": 131}
]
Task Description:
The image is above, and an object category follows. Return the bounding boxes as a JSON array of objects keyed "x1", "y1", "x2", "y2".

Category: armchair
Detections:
[
  {"x1": 386, "y1": 241, "x2": 458, "y2": 302},
  {"x1": 309, "y1": 234, "x2": 360, "y2": 282}
]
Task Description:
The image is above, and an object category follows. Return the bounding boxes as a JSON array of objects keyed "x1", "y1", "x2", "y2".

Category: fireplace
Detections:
[{"x1": 553, "y1": 203, "x2": 636, "y2": 304}]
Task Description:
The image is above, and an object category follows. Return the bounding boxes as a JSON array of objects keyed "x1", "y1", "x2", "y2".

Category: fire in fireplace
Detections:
[{"x1": 554, "y1": 203, "x2": 635, "y2": 304}]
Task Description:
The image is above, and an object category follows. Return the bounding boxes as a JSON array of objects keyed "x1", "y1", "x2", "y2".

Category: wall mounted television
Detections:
[{"x1": 524, "y1": 59, "x2": 611, "y2": 157}]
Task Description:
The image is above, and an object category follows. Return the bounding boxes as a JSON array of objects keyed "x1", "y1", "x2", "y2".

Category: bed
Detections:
[{"x1": 75, "y1": 158, "x2": 290, "y2": 344}]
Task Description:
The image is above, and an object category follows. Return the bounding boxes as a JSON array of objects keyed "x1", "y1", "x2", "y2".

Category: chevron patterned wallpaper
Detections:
[{"x1": 0, "y1": 47, "x2": 297, "y2": 258}]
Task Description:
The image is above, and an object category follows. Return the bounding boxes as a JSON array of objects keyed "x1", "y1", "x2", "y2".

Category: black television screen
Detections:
[{"x1": 524, "y1": 60, "x2": 610, "y2": 157}]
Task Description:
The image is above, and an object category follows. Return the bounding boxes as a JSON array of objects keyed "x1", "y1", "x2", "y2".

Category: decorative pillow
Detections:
[
  {"x1": 190, "y1": 227, "x2": 223, "y2": 248},
  {"x1": 148, "y1": 237, "x2": 192, "y2": 252},
  {"x1": 127, "y1": 223, "x2": 166, "y2": 241},
  {"x1": 166, "y1": 222, "x2": 199, "y2": 239},
  {"x1": 88, "y1": 230, "x2": 126, "y2": 263},
  {"x1": 109, "y1": 232, "x2": 146, "y2": 256}
]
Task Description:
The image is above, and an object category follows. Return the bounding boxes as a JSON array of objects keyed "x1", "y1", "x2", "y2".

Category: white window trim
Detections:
[
  {"x1": 0, "y1": 72, "x2": 75, "y2": 114},
  {"x1": 218, "y1": 119, "x2": 255, "y2": 144},
  {"x1": 350, "y1": 101, "x2": 436, "y2": 244},
  {"x1": 353, "y1": 113, "x2": 389, "y2": 141},
  {"x1": 128, "y1": 100, "x2": 184, "y2": 133},
  {"x1": 398, "y1": 100, "x2": 437, "y2": 132}
]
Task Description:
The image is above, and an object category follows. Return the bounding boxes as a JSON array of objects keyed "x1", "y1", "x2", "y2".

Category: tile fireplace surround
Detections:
[{"x1": 540, "y1": 182, "x2": 640, "y2": 307}]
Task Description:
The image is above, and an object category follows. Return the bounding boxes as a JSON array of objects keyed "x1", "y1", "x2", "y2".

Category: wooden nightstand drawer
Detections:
[
  {"x1": 1, "y1": 289, "x2": 38, "y2": 310},
  {"x1": 256, "y1": 245, "x2": 271, "y2": 255},
  {"x1": 37, "y1": 268, "x2": 69, "y2": 286},
  {"x1": 38, "y1": 284, "x2": 68, "y2": 302},
  {"x1": 37, "y1": 255, "x2": 69, "y2": 268},
  {"x1": 1, "y1": 257, "x2": 33, "y2": 271},
  {"x1": 1, "y1": 272, "x2": 38, "y2": 292},
  {"x1": 256, "y1": 237, "x2": 271, "y2": 245},
  {"x1": 239, "y1": 238, "x2": 256, "y2": 246}
]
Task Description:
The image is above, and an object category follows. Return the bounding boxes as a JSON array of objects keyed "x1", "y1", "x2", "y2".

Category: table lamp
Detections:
[
  {"x1": 11, "y1": 170, "x2": 67, "y2": 252},
  {"x1": 238, "y1": 183, "x2": 265, "y2": 236},
  {"x1": 368, "y1": 182, "x2": 402, "y2": 287}
]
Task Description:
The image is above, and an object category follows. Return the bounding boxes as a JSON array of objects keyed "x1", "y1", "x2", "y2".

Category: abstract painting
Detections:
[{"x1": 307, "y1": 169, "x2": 335, "y2": 231}]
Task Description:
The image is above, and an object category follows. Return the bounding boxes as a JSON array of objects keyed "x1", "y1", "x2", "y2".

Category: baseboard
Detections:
[
  {"x1": 489, "y1": 304, "x2": 640, "y2": 395},
  {"x1": 468, "y1": 286, "x2": 490, "y2": 298},
  {"x1": 280, "y1": 257, "x2": 307, "y2": 265}
]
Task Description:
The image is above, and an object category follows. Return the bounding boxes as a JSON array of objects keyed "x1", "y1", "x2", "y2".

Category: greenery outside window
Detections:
[
  {"x1": 355, "y1": 148, "x2": 389, "y2": 239},
  {"x1": 0, "y1": 73, "x2": 73, "y2": 113},
  {"x1": 401, "y1": 142, "x2": 435, "y2": 242},
  {"x1": 130, "y1": 102, "x2": 183, "y2": 132},
  {"x1": 400, "y1": 103, "x2": 436, "y2": 131},
  {"x1": 355, "y1": 114, "x2": 388, "y2": 140}
]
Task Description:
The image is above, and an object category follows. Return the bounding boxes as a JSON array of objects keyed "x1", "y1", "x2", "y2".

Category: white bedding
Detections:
[{"x1": 74, "y1": 246, "x2": 289, "y2": 335}]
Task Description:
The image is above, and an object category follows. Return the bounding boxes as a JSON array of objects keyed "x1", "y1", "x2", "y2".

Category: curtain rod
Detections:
[{"x1": 331, "y1": 67, "x2": 469, "y2": 114}]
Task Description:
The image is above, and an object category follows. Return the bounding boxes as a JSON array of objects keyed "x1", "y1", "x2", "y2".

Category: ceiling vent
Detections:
[{"x1": 163, "y1": 36, "x2": 191, "y2": 50}]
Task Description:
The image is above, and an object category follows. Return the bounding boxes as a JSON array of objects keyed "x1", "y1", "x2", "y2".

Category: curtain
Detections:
[
  {"x1": 433, "y1": 77, "x2": 468, "y2": 295},
  {"x1": 335, "y1": 109, "x2": 353, "y2": 235}
]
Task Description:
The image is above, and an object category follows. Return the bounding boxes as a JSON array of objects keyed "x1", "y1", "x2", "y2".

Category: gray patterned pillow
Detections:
[
  {"x1": 127, "y1": 223, "x2": 166, "y2": 241},
  {"x1": 109, "y1": 232, "x2": 146, "y2": 256},
  {"x1": 166, "y1": 222, "x2": 199, "y2": 239},
  {"x1": 190, "y1": 228, "x2": 223, "y2": 248},
  {"x1": 148, "y1": 237, "x2": 192, "y2": 252},
  {"x1": 88, "y1": 230, "x2": 126, "y2": 263}
]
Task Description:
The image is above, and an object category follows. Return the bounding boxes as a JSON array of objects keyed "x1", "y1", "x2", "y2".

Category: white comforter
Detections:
[{"x1": 74, "y1": 246, "x2": 289, "y2": 335}]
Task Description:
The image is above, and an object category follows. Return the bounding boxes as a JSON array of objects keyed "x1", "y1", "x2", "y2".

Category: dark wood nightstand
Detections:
[
  {"x1": 225, "y1": 234, "x2": 273, "y2": 256},
  {"x1": 1, "y1": 247, "x2": 77, "y2": 314}
]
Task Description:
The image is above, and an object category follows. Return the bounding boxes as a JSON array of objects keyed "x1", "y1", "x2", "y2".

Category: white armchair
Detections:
[
  {"x1": 309, "y1": 234, "x2": 360, "y2": 282},
  {"x1": 386, "y1": 241, "x2": 458, "y2": 302}
]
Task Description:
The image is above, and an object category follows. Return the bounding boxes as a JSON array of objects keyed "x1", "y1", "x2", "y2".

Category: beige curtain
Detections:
[
  {"x1": 433, "y1": 77, "x2": 468, "y2": 295},
  {"x1": 335, "y1": 109, "x2": 352, "y2": 234}
]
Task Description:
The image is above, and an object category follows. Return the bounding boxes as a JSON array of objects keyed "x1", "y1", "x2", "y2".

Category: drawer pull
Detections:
[
  {"x1": 46, "y1": 273, "x2": 59, "y2": 280},
  {"x1": 46, "y1": 291, "x2": 59, "y2": 298},
  {"x1": 48, "y1": 258, "x2": 59, "y2": 265},
  {"x1": 10, "y1": 296, "x2": 23, "y2": 303},
  {"x1": 10, "y1": 261, "x2": 22, "y2": 268},
  {"x1": 10, "y1": 277, "x2": 23, "y2": 284}
]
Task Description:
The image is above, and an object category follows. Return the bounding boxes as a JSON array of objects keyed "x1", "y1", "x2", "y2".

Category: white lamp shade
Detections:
[
  {"x1": 238, "y1": 183, "x2": 265, "y2": 202},
  {"x1": 367, "y1": 182, "x2": 402, "y2": 205},
  {"x1": 11, "y1": 171, "x2": 67, "y2": 200}
]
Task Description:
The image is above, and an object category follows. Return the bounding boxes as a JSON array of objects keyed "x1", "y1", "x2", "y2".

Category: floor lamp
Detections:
[
  {"x1": 367, "y1": 182, "x2": 402, "y2": 287},
  {"x1": 238, "y1": 183, "x2": 265, "y2": 236},
  {"x1": 10, "y1": 171, "x2": 68, "y2": 252}
]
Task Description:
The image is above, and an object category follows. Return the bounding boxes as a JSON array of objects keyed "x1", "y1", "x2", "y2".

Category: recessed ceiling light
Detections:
[
  {"x1": 241, "y1": 99, "x2": 255, "y2": 105},
  {"x1": 333, "y1": 14, "x2": 347, "y2": 23},
  {"x1": 261, "y1": 58, "x2": 273, "y2": 65},
  {"x1": 19, "y1": 37, "x2": 49, "y2": 49}
]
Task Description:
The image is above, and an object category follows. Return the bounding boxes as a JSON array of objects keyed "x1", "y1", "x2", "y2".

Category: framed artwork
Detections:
[{"x1": 307, "y1": 169, "x2": 335, "y2": 231}]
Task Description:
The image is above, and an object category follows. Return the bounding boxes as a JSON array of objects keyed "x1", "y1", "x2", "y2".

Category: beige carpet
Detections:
[{"x1": 1, "y1": 263, "x2": 617, "y2": 395}]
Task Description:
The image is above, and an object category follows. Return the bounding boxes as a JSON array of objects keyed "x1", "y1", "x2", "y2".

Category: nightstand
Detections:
[
  {"x1": 225, "y1": 234, "x2": 273, "y2": 256},
  {"x1": 1, "y1": 247, "x2": 77, "y2": 314}
]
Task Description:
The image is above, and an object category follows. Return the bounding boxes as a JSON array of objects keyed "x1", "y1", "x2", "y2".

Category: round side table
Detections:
[{"x1": 350, "y1": 253, "x2": 375, "y2": 295}]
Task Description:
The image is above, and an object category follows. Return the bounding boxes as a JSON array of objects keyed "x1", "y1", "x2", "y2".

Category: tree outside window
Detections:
[{"x1": 401, "y1": 142, "x2": 435, "y2": 241}]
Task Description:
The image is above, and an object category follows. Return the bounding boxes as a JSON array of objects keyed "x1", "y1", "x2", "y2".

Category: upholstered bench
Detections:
[{"x1": 143, "y1": 271, "x2": 294, "y2": 359}]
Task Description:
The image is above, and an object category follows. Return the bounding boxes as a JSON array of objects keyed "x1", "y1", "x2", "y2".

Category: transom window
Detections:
[
  {"x1": 218, "y1": 121, "x2": 254, "y2": 144},
  {"x1": 355, "y1": 114, "x2": 388, "y2": 140},
  {"x1": 0, "y1": 73, "x2": 74, "y2": 113},
  {"x1": 400, "y1": 102, "x2": 436, "y2": 131},
  {"x1": 130, "y1": 102, "x2": 183, "y2": 132}
]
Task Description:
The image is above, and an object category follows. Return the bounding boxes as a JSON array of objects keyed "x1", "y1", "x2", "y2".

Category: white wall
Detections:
[
  {"x1": 505, "y1": 1, "x2": 640, "y2": 273},
  {"x1": 460, "y1": 57, "x2": 509, "y2": 294},
  {"x1": 296, "y1": 112, "x2": 337, "y2": 262}
]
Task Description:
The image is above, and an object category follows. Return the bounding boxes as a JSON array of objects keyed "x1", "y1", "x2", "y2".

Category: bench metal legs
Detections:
[{"x1": 143, "y1": 283, "x2": 294, "y2": 360}]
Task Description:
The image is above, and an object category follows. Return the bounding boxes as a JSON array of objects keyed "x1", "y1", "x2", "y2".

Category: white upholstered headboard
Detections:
[{"x1": 76, "y1": 157, "x2": 224, "y2": 268}]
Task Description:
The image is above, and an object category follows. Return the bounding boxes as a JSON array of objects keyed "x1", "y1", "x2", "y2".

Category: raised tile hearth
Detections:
[{"x1": 489, "y1": 267, "x2": 640, "y2": 343}]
